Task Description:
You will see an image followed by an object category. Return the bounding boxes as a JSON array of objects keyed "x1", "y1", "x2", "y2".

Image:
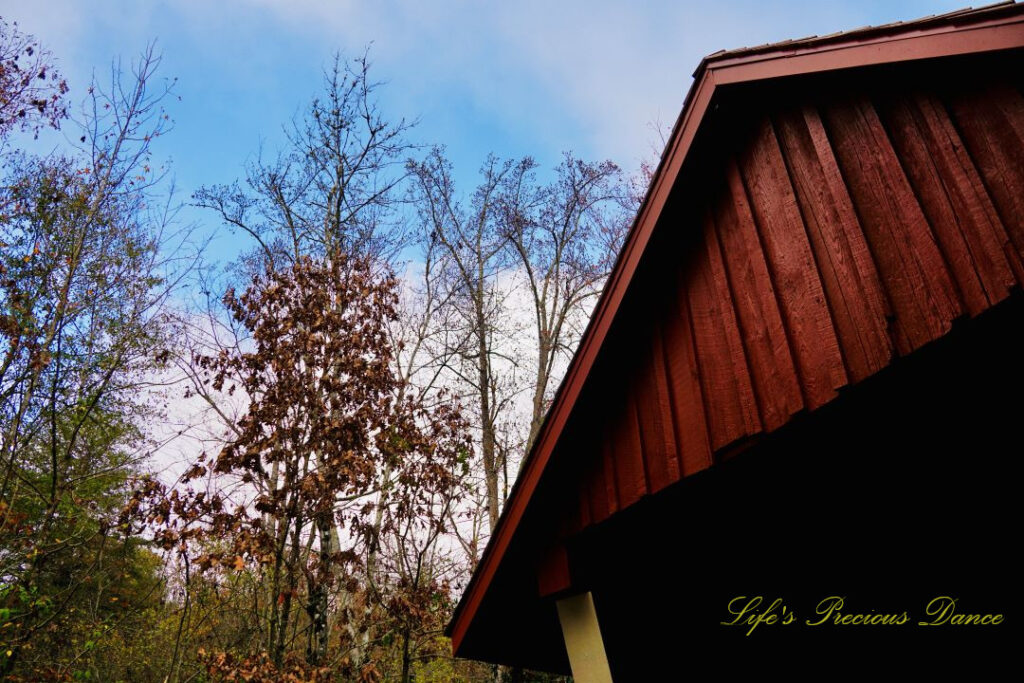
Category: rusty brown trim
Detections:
[{"x1": 711, "y1": 18, "x2": 1024, "y2": 84}]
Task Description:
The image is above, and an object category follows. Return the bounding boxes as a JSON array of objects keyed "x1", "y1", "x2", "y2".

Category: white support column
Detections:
[{"x1": 555, "y1": 592, "x2": 614, "y2": 683}]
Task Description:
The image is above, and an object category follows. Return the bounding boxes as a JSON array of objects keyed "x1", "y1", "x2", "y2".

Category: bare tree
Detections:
[
  {"x1": 500, "y1": 153, "x2": 632, "y2": 452},
  {"x1": 407, "y1": 150, "x2": 530, "y2": 533},
  {"x1": 194, "y1": 51, "x2": 414, "y2": 275}
]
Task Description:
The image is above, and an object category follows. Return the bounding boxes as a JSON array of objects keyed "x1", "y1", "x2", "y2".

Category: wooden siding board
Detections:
[
  {"x1": 651, "y1": 320, "x2": 685, "y2": 484},
  {"x1": 627, "y1": 392, "x2": 650, "y2": 504},
  {"x1": 483, "y1": 76, "x2": 1024, "y2": 641},
  {"x1": 773, "y1": 105, "x2": 894, "y2": 383},
  {"x1": 714, "y1": 162, "x2": 804, "y2": 430},
  {"x1": 945, "y1": 83, "x2": 1024, "y2": 282},
  {"x1": 913, "y1": 91, "x2": 1020, "y2": 297},
  {"x1": 662, "y1": 273, "x2": 714, "y2": 477},
  {"x1": 823, "y1": 95, "x2": 963, "y2": 353},
  {"x1": 571, "y1": 80, "x2": 1022, "y2": 531},
  {"x1": 610, "y1": 391, "x2": 646, "y2": 508},
  {"x1": 739, "y1": 117, "x2": 848, "y2": 408},
  {"x1": 878, "y1": 91, "x2": 1016, "y2": 314},
  {"x1": 536, "y1": 544, "x2": 571, "y2": 598},
  {"x1": 688, "y1": 209, "x2": 762, "y2": 450},
  {"x1": 635, "y1": 326, "x2": 681, "y2": 493}
]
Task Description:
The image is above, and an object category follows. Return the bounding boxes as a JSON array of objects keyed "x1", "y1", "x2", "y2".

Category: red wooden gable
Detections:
[
  {"x1": 450, "y1": 2, "x2": 1024, "y2": 666},
  {"x1": 569, "y1": 76, "x2": 1023, "y2": 534}
]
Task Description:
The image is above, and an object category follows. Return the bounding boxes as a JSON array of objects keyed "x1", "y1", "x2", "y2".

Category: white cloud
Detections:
[
  {"x1": 210, "y1": 0, "x2": 968, "y2": 168},
  {"x1": 2, "y1": 0, "x2": 971, "y2": 176}
]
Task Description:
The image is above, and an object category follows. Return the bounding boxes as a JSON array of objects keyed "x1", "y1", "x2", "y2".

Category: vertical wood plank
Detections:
[
  {"x1": 773, "y1": 105, "x2": 894, "y2": 383},
  {"x1": 914, "y1": 91, "x2": 1020, "y2": 294},
  {"x1": 610, "y1": 389, "x2": 646, "y2": 508},
  {"x1": 944, "y1": 83, "x2": 1024, "y2": 281},
  {"x1": 739, "y1": 117, "x2": 848, "y2": 408},
  {"x1": 687, "y1": 209, "x2": 762, "y2": 450},
  {"x1": 650, "y1": 319, "x2": 684, "y2": 485},
  {"x1": 713, "y1": 163, "x2": 804, "y2": 429},
  {"x1": 823, "y1": 95, "x2": 963, "y2": 353},
  {"x1": 634, "y1": 326, "x2": 680, "y2": 493},
  {"x1": 537, "y1": 544, "x2": 572, "y2": 598},
  {"x1": 662, "y1": 271, "x2": 714, "y2": 476},
  {"x1": 566, "y1": 76, "x2": 1024, "y2": 537},
  {"x1": 575, "y1": 456, "x2": 592, "y2": 533},
  {"x1": 877, "y1": 91, "x2": 1016, "y2": 315}
]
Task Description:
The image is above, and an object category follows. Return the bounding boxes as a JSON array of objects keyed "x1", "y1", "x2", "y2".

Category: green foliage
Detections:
[{"x1": 0, "y1": 31, "x2": 184, "y2": 681}]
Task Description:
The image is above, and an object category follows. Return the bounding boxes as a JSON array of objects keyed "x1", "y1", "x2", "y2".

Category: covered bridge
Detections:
[{"x1": 449, "y1": 3, "x2": 1022, "y2": 678}]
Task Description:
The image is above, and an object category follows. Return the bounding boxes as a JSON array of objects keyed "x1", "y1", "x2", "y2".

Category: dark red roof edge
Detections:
[{"x1": 449, "y1": 1, "x2": 1024, "y2": 653}]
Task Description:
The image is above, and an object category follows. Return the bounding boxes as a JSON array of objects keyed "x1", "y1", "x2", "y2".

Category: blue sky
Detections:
[{"x1": 1, "y1": 0, "x2": 973, "y2": 264}]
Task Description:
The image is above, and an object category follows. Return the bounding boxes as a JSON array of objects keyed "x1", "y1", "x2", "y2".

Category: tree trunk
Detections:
[
  {"x1": 308, "y1": 513, "x2": 333, "y2": 665},
  {"x1": 401, "y1": 629, "x2": 412, "y2": 683},
  {"x1": 526, "y1": 335, "x2": 553, "y2": 456},
  {"x1": 477, "y1": 316, "x2": 499, "y2": 532}
]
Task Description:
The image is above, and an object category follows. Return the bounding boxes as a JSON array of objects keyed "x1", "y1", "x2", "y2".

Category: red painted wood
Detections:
[
  {"x1": 710, "y1": 15, "x2": 1024, "y2": 86},
  {"x1": 610, "y1": 391, "x2": 646, "y2": 508},
  {"x1": 911, "y1": 91, "x2": 1020, "y2": 295},
  {"x1": 945, "y1": 83, "x2": 1024, "y2": 283},
  {"x1": 877, "y1": 91, "x2": 1015, "y2": 315},
  {"x1": 823, "y1": 95, "x2": 963, "y2": 353},
  {"x1": 536, "y1": 544, "x2": 571, "y2": 598},
  {"x1": 661, "y1": 273, "x2": 714, "y2": 477},
  {"x1": 628, "y1": 393, "x2": 650, "y2": 500},
  {"x1": 635, "y1": 327, "x2": 680, "y2": 493},
  {"x1": 650, "y1": 320, "x2": 684, "y2": 485},
  {"x1": 713, "y1": 161, "x2": 803, "y2": 430},
  {"x1": 773, "y1": 105, "x2": 893, "y2": 383},
  {"x1": 688, "y1": 209, "x2": 762, "y2": 450},
  {"x1": 739, "y1": 117, "x2": 848, "y2": 408}
]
